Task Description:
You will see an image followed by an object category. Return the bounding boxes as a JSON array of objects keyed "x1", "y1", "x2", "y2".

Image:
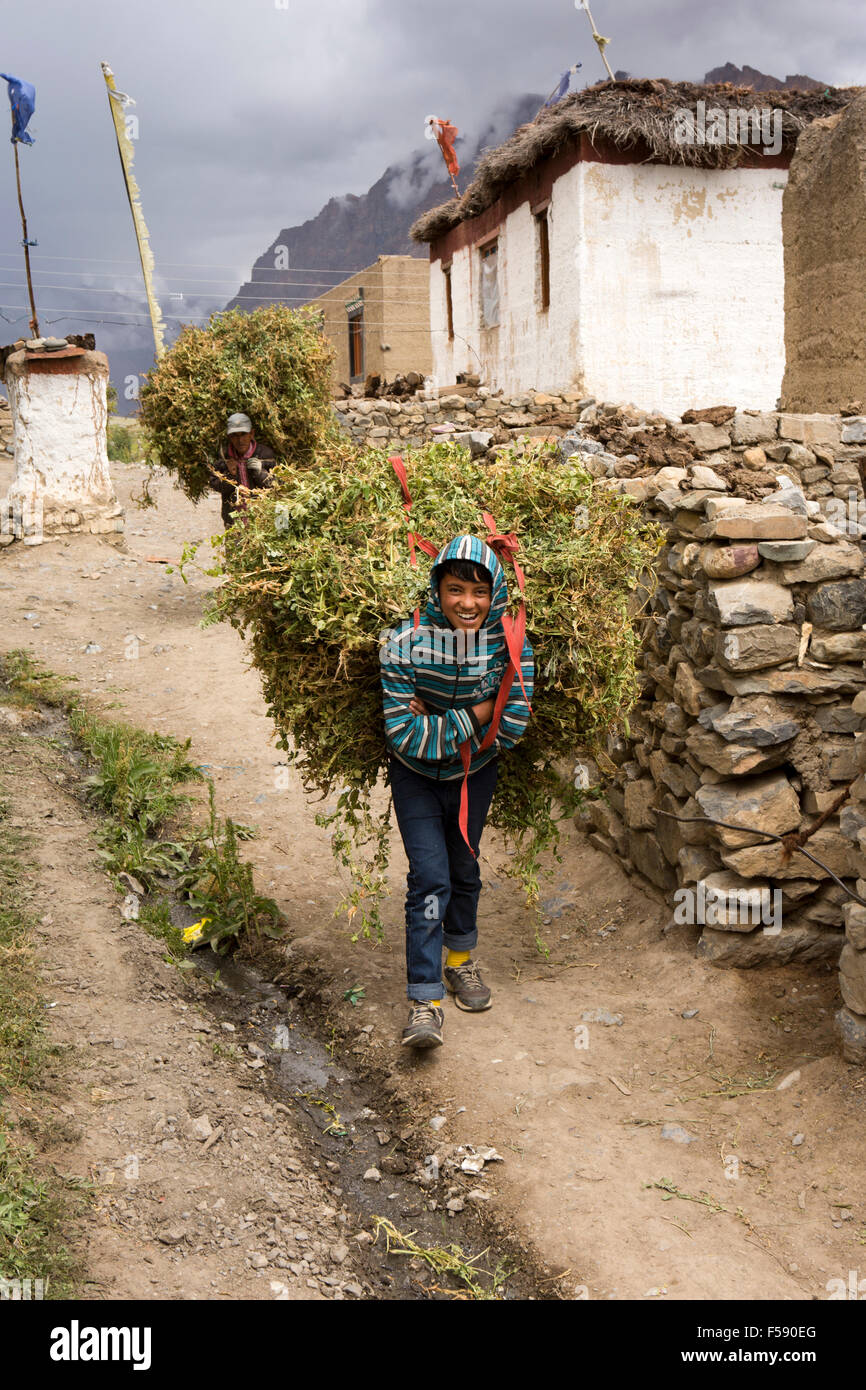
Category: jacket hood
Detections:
[{"x1": 426, "y1": 535, "x2": 508, "y2": 630}]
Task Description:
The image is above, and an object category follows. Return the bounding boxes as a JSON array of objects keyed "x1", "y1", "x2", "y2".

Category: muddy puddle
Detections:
[{"x1": 191, "y1": 947, "x2": 550, "y2": 1300}]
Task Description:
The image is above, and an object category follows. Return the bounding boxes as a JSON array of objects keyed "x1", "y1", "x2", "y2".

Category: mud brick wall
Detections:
[
  {"x1": 569, "y1": 403, "x2": 866, "y2": 1063},
  {"x1": 781, "y1": 92, "x2": 866, "y2": 414}
]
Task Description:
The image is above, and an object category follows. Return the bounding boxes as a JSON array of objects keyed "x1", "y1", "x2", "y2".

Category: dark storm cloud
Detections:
[{"x1": 0, "y1": 0, "x2": 861, "y2": 341}]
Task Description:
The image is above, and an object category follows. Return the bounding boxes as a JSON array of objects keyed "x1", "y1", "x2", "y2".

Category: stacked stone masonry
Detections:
[
  {"x1": 337, "y1": 389, "x2": 866, "y2": 1064},
  {"x1": 333, "y1": 387, "x2": 591, "y2": 460},
  {"x1": 568, "y1": 401, "x2": 866, "y2": 1064}
]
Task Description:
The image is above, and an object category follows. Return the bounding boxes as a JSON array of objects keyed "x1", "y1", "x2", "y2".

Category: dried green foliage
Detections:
[
  {"x1": 139, "y1": 305, "x2": 339, "y2": 500},
  {"x1": 193, "y1": 439, "x2": 663, "y2": 936}
]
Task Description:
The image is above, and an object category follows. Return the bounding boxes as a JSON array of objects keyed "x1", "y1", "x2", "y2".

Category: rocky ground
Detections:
[{"x1": 1, "y1": 452, "x2": 866, "y2": 1302}]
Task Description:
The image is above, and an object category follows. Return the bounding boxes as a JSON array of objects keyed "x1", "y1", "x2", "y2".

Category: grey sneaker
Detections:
[
  {"x1": 444, "y1": 959, "x2": 492, "y2": 1012},
  {"x1": 401, "y1": 1001, "x2": 444, "y2": 1049}
]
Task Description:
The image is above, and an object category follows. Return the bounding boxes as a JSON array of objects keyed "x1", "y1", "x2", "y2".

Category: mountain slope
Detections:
[{"x1": 225, "y1": 93, "x2": 544, "y2": 312}]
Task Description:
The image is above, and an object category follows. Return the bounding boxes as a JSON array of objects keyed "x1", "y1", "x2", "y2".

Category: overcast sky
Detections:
[{"x1": 0, "y1": 0, "x2": 863, "y2": 347}]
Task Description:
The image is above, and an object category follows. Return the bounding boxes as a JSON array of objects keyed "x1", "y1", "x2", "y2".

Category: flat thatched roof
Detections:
[{"x1": 411, "y1": 78, "x2": 860, "y2": 244}]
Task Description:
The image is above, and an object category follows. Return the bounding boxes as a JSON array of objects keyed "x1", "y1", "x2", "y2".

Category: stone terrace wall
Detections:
[
  {"x1": 573, "y1": 402, "x2": 866, "y2": 1062},
  {"x1": 334, "y1": 387, "x2": 589, "y2": 458}
]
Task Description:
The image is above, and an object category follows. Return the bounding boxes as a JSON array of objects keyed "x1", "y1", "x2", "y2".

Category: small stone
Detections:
[
  {"x1": 695, "y1": 773, "x2": 800, "y2": 847},
  {"x1": 363, "y1": 1167, "x2": 381, "y2": 1183},
  {"x1": 836, "y1": 1006, "x2": 866, "y2": 1063},
  {"x1": 330, "y1": 1241, "x2": 349, "y2": 1265},
  {"x1": 250, "y1": 1252, "x2": 269, "y2": 1269},
  {"x1": 707, "y1": 578, "x2": 794, "y2": 627},
  {"x1": 156, "y1": 1225, "x2": 186, "y2": 1246},
  {"x1": 699, "y1": 543, "x2": 760, "y2": 580},
  {"x1": 190, "y1": 1115, "x2": 213, "y2": 1142},
  {"x1": 769, "y1": 542, "x2": 864, "y2": 585},
  {"x1": 731, "y1": 411, "x2": 777, "y2": 445},
  {"x1": 446, "y1": 1197, "x2": 465, "y2": 1213},
  {"x1": 678, "y1": 422, "x2": 731, "y2": 452},
  {"x1": 756, "y1": 540, "x2": 815, "y2": 562},
  {"x1": 742, "y1": 446, "x2": 768, "y2": 467},
  {"x1": 791, "y1": 1133, "x2": 805, "y2": 1147},
  {"x1": 840, "y1": 944, "x2": 866, "y2": 1015},
  {"x1": 690, "y1": 465, "x2": 728, "y2": 490},
  {"x1": 714, "y1": 624, "x2": 799, "y2": 673},
  {"x1": 806, "y1": 578, "x2": 866, "y2": 632},
  {"x1": 429, "y1": 1116, "x2": 447, "y2": 1132},
  {"x1": 841, "y1": 418, "x2": 866, "y2": 444},
  {"x1": 776, "y1": 1070, "x2": 801, "y2": 1091},
  {"x1": 708, "y1": 506, "x2": 808, "y2": 541}
]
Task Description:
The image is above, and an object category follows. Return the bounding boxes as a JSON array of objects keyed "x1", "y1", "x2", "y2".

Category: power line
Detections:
[
  {"x1": 0, "y1": 250, "x2": 421, "y2": 275},
  {"x1": 0, "y1": 283, "x2": 431, "y2": 309},
  {"x1": 0, "y1": 303, "x2": 440, "y2": 329},
  {"x1": 0, "y1": 266, "x2": 432, "y2": 295}
]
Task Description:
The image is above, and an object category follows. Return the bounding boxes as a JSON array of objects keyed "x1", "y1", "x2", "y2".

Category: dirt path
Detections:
[{"x1": 3, "y1": 455, "x2": 866, "y2": 1301}]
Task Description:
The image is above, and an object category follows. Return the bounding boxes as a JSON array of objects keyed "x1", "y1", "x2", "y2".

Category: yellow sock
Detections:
[{"x1": 446, "y1": 950, "x2": 471, "y2": 969}]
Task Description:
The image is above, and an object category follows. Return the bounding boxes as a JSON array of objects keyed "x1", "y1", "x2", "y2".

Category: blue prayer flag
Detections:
[
  {"x1": 544, "y1": 62, "x2": 582, "y2": 108},
  {"x1": 1, "y1": 73, "x2": 36, "y2": 144}
]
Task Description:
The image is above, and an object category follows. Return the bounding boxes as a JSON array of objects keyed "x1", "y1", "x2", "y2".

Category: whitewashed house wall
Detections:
[{"x1": 430, "y1": 161, "x2": 787, "y2": 417}]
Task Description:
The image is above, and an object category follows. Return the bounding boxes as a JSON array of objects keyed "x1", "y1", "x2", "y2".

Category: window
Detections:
[
  {"x1": 479, "y1": 241, "x2": 499, "y2": 328},
  {"x1": 443, "y1": 264, "x2": 454, "y2": 341},
  {"x1": 536, "y1": 209, "x2": 550, "y2": 311},
  {"x1": 347, "y1": 293, "x2": 365, "y2": 380}
]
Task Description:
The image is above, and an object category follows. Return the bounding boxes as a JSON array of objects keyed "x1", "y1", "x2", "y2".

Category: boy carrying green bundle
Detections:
[{"x1": 380, "y1": 535, "x2": 534, "y2": 1049}]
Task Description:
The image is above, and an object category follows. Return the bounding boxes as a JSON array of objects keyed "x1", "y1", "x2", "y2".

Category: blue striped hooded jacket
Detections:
[{"x1": 380, "y1": 534, "x2": 534, "y2": 780}]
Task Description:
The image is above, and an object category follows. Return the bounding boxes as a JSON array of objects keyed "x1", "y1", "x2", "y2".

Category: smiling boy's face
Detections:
[{"x1": 438, "y1": 571, "x2": 492, "y2": 631}]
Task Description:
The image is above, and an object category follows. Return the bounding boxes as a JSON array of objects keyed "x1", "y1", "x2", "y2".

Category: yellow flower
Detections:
[{"x1": 182, "y1": 916, "x2": 211, "y2": 944}]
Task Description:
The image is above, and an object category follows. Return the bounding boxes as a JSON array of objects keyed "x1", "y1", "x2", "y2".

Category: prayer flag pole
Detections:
[
  {"x1": 575, "y1": 0, "x2": 616, "y2": 82},
  {"x1": 1, "y1": 73, "x2": 39, "y2": 336},
  {"x1": 101, "y1": 61, "x2": 166, "y2": 360},
  {"x1": 12, "y1": 140, "x2": 38, "y2": 336}
]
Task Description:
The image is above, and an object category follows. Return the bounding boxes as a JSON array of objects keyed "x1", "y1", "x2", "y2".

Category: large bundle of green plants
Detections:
[
  {"x1": 186, "y1": 438, "x2": 663, "y2": 938},
  {"x1": 139, "y1": 304, "x2": 337, "y2": 500}
]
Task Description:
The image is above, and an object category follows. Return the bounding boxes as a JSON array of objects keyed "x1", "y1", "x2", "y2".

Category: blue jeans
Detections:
[{"x1": 388, "y1": 755, "x2": 498, "y2": 1002}]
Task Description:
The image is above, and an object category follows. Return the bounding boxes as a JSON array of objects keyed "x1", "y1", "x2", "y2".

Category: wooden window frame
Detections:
[
  {"x1": 443, "y1": 263, "x2": 454, "y2": 341},
  {"x1": 535, "y1": 208, "x2": 551, "y2": 312},
  {"x1": 347, "y1": 299, "x2": 365, "y2": 381},
  {"x1": 479, "y1": 239, "x2": 500, "y2": 330}
]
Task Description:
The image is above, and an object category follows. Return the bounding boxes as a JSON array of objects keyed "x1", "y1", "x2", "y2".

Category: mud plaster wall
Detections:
[
  {"x1": 310, "y1": 257, "x2": 430, "y2": 389},
  {"x1": 781, "y1": 94, "x2": 866, "y2": 414},
  {"x1": 429, "y1": 161, "x2": 787, "y2": 416}
]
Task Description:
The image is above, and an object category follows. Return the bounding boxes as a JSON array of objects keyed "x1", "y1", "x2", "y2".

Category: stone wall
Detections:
[
  {"x1": 567, "y1": 401, "x2": 866, "y2": 1061},
  {"x1": 334, "y1": 386, "x2": 589, "y2": 456}
]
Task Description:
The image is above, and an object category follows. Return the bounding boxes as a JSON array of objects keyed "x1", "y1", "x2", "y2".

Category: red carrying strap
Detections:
[
  {"x1": 390, "y1": 455, "x2": 438, "y2": 628},
  {"x1": 456, "y1": 511, "x2": 533, "y2": 858}
]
